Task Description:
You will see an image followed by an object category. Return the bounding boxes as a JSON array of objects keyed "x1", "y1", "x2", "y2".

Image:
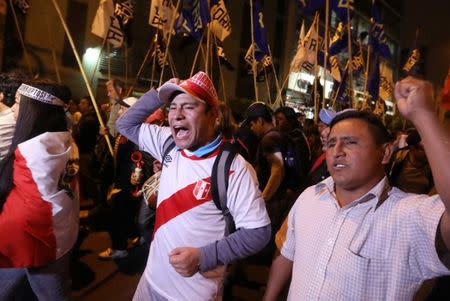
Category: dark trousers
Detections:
[{"x1": 109, "y1": 190, "x2": 140, "y2": 250}]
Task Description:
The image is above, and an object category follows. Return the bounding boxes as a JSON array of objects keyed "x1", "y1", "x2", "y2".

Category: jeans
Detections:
[{"x1": 0, "y1": 251, "x2": 72, "y2": 301}]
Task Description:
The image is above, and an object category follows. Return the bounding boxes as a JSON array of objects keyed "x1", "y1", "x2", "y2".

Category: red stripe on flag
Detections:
[
  {"x1": 0, "y1": 149, "x2": 56, "y2": 267},
  {"x1": 153, "y1": 176, "x2": 213, "y2": 238}
]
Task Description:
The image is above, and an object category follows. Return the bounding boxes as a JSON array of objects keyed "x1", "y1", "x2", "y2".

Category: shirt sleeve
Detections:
[
  {"x1": 226, "y1": 155, "x2": 271, "y2": 230},
  {"x1": 407, "y1": 194, "x2": 450, "y2": 279},
  {"x1": 281, "y1": 200, "x2": 298, "y2": 261},
  {"x1": 261, "y1": 131, "x2": 283, "y2": 155}
]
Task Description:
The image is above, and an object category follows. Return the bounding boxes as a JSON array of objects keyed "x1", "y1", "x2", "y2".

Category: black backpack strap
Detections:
[
  {"x1": 211, "y1": 142, "x2": 237, "y2": 236},
  {"x1": 161, "y1": 135, "x2": 176, "y2": 166}
]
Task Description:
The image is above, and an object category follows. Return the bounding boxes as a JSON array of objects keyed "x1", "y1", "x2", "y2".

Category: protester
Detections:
[
  {"x1": 98, "y1": 97, "x2": 154, "y2": 260},
  {"x1": 264, "y1": 77, "x2": 450, "y2": 301},
  {"x1": 106, "y1": 79, "x2": 125, "y2": 137},
  {"x1": 73, "y1": 96, "x2": 101, "y2": 204},
  {"x1": 117, "y1": 71, "x2": 270, "y2": 300},
  {"x1": 0, "y1": 80, "x2": 79, "y2": 301}
]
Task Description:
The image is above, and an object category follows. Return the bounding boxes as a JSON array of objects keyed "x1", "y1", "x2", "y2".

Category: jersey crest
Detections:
[{"x1": 193, "y1": 180, "x2": 211, "y2": 200}]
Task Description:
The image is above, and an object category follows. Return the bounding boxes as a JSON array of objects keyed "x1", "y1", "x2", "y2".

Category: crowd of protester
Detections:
[{"x1": 0, "y1": 69, "x2": 449, "y2": 300}]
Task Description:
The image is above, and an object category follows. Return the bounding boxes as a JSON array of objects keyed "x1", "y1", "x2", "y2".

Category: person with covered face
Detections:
[{"x1": 117, "y1": 71, "x2": 270, "y2": 300}]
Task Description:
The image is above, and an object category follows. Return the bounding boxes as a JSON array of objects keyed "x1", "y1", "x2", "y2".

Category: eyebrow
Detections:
[{"x1": 328, "y1": 135, "x2": 358, "y2": 142}]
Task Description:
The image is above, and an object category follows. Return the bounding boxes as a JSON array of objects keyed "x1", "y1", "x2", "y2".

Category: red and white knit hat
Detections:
[{"x1": 158, "y1": 71, "x2": 218, "y2": 107}]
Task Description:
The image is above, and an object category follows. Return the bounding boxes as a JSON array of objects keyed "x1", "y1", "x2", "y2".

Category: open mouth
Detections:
[
  {"x1": 333, "y1": 163, "x2": 346, "y2": 169},
  {"x1": 173, "y1": 125, "x2": 189, "y2": 139}
]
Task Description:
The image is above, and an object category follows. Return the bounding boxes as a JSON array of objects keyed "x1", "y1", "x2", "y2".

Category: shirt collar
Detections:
[
  {"x1": 182, "y1": 134, "x2": 222, "y2": 158},
  {"x1": 315, "y1": 176, "x2": 391, "y2": 210}
]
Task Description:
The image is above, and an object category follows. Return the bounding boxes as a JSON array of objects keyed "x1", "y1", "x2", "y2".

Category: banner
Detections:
[
  {"x1": 292, "y1": 14, "x2": 319, "y2": 73},
  {"x1": 369, "y1": 2, "x2": 391, "y2": 58},
  {"x1": 379, "y1": 60, "x2": 393, "y2": 101},
  {"x1": 149, "y1": 0, "x2": 178, "y2": 38},
  {"x1": 252, "y1": 0, "x2": 269, "y2": 61},
  {"x1": 177, "y1": 0, "x2": 210, "y2": 41},
  {"x1": 290, "y1": 20, "x2": 306, "y2": 72},
  {"x1": 209, "y1": 0, "x2": 231, "y2": 41},
  {"x1": 91, "y1": 0, "x2": 124, "y2": 48}
]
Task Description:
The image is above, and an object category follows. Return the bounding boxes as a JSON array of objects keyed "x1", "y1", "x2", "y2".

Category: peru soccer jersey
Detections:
[
  {"x1": 138, "y1": 124, "x2": 270, "y2": 300},
  {"x1": 0, "y1": 132, "x2": 79, "y2": 268}
]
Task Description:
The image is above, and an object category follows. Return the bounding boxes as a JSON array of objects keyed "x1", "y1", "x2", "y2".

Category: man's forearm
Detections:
[
  {"x1": 414, "y1": 112, "x2": 450, "y2": 207},
  {"x1": 263, "y1": 163, "x2": 284, "y2": 201},
  {"x1": 116, "y1": 89, "x2": 164, "y2": 145},
  {"x1": 199, "y1": 224, "x2": 271, "y2": 272},
  {"x1": 263, "y1": 254, "x2": 293, "y2": 301}
]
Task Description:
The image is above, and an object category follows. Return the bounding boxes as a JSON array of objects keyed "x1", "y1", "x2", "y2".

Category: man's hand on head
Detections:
[{"x1": 168, "y1": 247, "x2": 200, "y2": 277}]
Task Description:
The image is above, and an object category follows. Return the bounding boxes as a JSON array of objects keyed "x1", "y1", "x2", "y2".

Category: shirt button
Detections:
[{"x1": 327, "y1": 238, "x2": 333, "y2": 245}]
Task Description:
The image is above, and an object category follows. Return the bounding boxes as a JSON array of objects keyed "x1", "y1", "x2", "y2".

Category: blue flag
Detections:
[
  {"x1": 366, "y1": 53, "x2": 380, "y2": 100},
  {"x1": 296, "y1": 0, "x2": 353, "y2": 24},
  {"x1": 331, "y1": 0, "x2": 354, "y2": 24},
  {"x1": 329, "y1": 22, "x2": 348, "y2": 56},
  {"x1": 253, "y1": 0, "x2": 269, "y2": 61},
  {"x1": 368, "y1": 2, "x2": 391, "y2": 58},
  {"x1": 350, "y1": 48, "x2": 365, "y2": 76},
  {"x1": 332, "y1": 69, "x2": 349, "y2": 104},
  {"x1": 178, "y1": 0, "x2": 210, "y2": 41},
  {"x1": 295, "y1": 0, "x2": 325, "y2": 16}
]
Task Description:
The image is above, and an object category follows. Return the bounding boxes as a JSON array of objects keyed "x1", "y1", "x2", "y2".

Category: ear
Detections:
[
  {"x1": 381, "y1": 142, "x2": 394, "y2": 165},
  {"x1": 0, "y1": 92, "x2": 4, "y2": 102}
]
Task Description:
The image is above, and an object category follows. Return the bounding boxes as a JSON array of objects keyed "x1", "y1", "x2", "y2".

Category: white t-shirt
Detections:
[
  {"x1": 138, "y1": 124, "x2": 270, "y2": 301},
  {"x1": 0, "y1": 108, "x2": 15, "y2": 161}
]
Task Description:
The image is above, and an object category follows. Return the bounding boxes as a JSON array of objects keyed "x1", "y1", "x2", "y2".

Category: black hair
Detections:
[
  {"x1": 168, "y1": 90, "x2": 184, "y2": 102},
  {"x1": 0, "y1": 72, "x2": 25, "y2": 107},
  {"x1": 329, "y1": 110, "x2": 390, "y2": 145},
  {"x1": 275, "y1": 106, "x2": 301, "y2": 130},
  {"x1": 244, "y1": 102, "x2": 273, "y2": 126},
  {"x1": 0, "y1": 79, "x2": 69, "y2": 211}
]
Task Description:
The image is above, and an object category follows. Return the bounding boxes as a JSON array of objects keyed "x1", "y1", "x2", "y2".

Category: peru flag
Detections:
[{"x1": 0, "y1": 132, "x2": 79, "y2": 268}]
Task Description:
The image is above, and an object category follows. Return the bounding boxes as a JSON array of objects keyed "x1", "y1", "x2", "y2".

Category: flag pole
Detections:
[
  {"x1": 249, "y1": 0, "x2": 259, "y2": 102},
  {"x1": 126, "y1": 38, "x2": 155, "y2": 97},
  {"x1": 51, "y1": 0, "x2": 114, "y2": 156},
  {"x1": 159, "y1": 0, "x2": 181, "y2": 86},
  {"x1": 168, "y1": 51, "x2": 178, "y2": 78},
  {"x1": 107, "y1": 43, "x2": 111, "y2": 80},
  {"x1": 8, "y1": 0, "x2": 33, "y2": 77},
  {"x1": 213, "y1": 36, "x2": 227, "y2": 103},
  {"x1": 313, "y1": 13, "x2": 320, "y2": 124},
  {"x1": 263, "y1": 68, "x2": 272, "y2": 105},
  {"x1": 44, "y1": 14, "x2": 61, "y2": 83},
  {"x1": 322, "y1": 0, "x2": 329, "y2": 109},
  {"x1": 346, "y1": 5, "x2": 354, "y2": 108},
  {"x1": 90, "y1": 36, "x2": 107, "y2": 86},
  {"x1": 205, "y1": 28, "x2": 211, "y2": 76},
  {"x1": 150, "y1": 32, "x2": 159, "y2": 88},
  {"x1": 267, "y1": 44, "x2": 282, "y2": 106},
  {"x1": 190, "y1": 30, "x2": 206, "y2": 77},
  {"x1": 125, "y1": 43, "x2": 129, "y2": 87}
]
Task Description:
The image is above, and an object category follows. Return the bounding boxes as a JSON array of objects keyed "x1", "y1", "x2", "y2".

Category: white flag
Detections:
[
  {"x1": 149, "y1": 0, "x2": 177, "y2": 39},
  {"x1": 290, "y1": 15, "x2": 319, "y2": 73},
  {"x1": 289, "y1": 20, "x2": 305, "y2": 72},
  {"x1": 91, "y1": 0, "x2": 123, "y2": 48},
  {"x1": 210, "y1": 0, "x2": 232, "y2": 41},
  {"x1": 379, "y1": 60, "x2": 393, "y2": 101}
]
